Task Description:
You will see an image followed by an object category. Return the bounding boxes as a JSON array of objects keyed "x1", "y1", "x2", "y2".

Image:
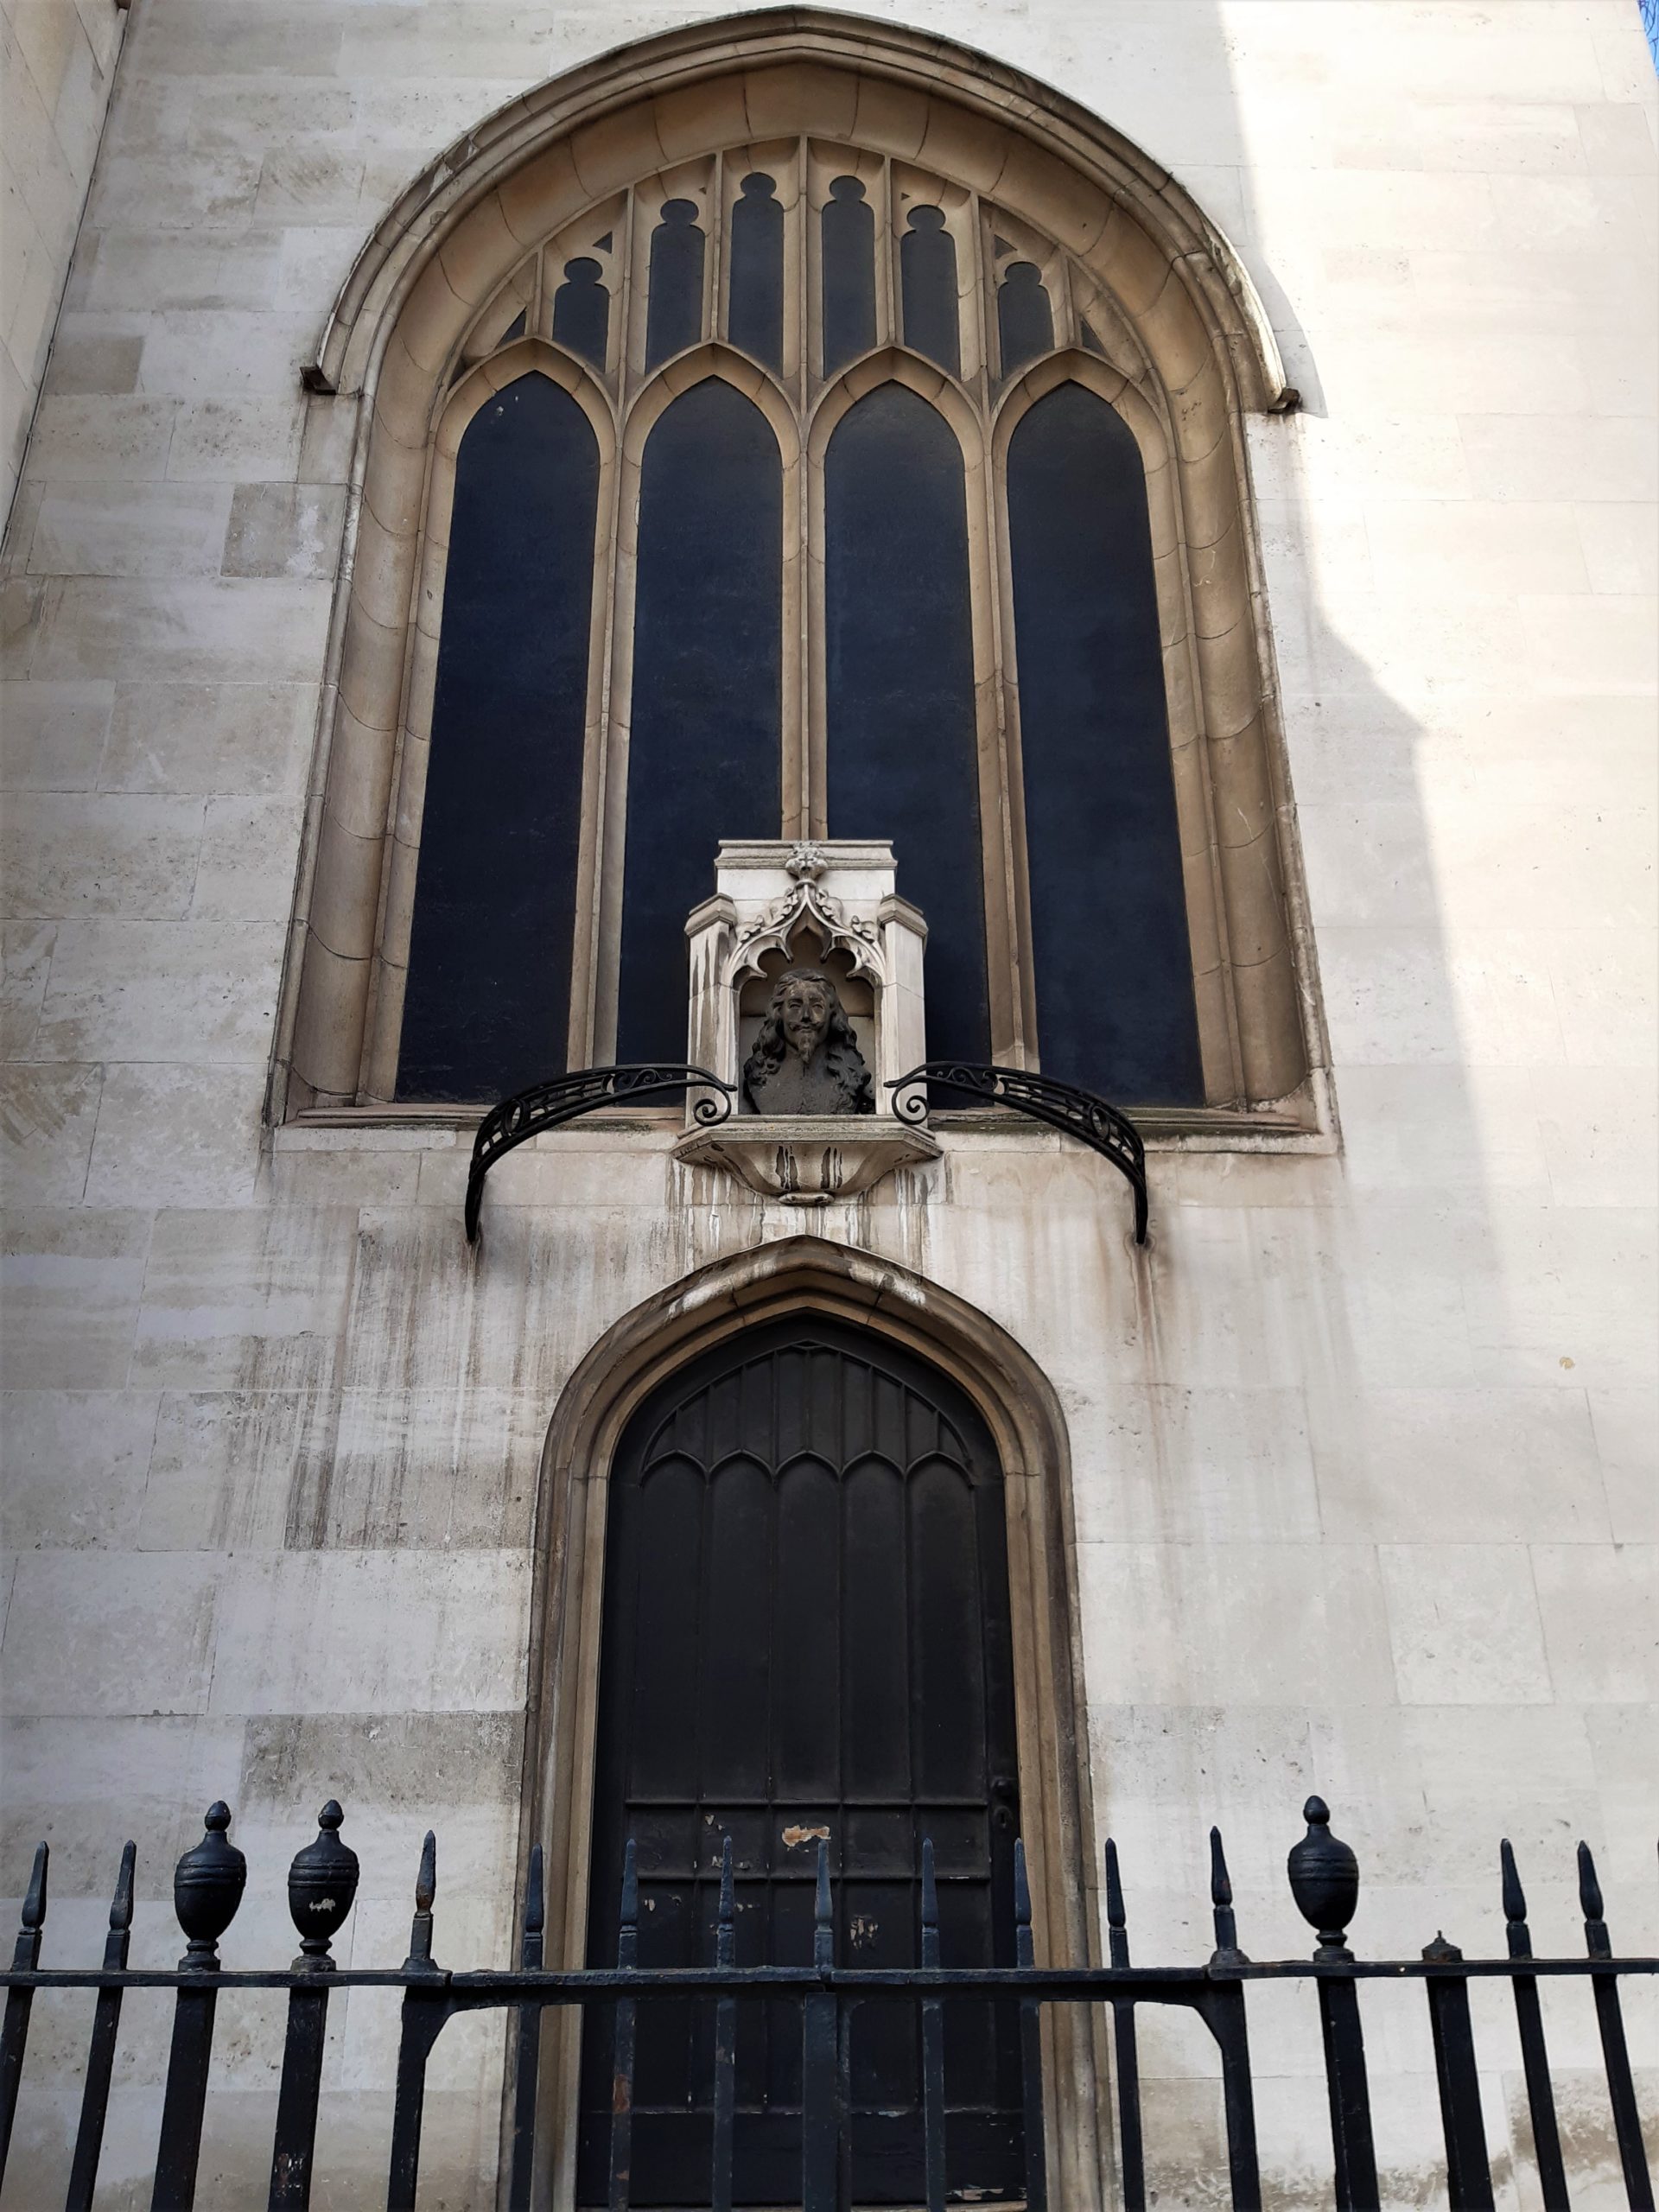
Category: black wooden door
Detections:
[{"x1": 575, "y1": 1316, "x2": 1025, "y2": 2203}]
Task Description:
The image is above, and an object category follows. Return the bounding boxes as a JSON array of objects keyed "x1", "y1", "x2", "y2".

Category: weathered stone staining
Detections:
[
  {"x1": 0, "y1": 0, "x2": 1653, "y2": 2202},
  {"x1": 741, "y1": 969, "x2": 876, "y2": 1116}
]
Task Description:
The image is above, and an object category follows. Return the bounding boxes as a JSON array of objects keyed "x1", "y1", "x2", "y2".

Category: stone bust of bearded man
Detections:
[{"x1": 742, "y1": 968, "x2": 876, "y2": 1116}]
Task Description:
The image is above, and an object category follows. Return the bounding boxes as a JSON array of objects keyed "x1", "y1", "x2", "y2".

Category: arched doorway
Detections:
[
  {"x1": 575, "y1": 1313, "x2": 1025, "y2": 2202},
  {"x1": 523, "y1": 1236, "x2": 1104, "y2": 2209}
]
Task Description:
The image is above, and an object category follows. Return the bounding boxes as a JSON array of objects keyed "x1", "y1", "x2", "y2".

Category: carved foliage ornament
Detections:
[{"x1": 730, "y1": 844, "x2": 880, "y2": 985}]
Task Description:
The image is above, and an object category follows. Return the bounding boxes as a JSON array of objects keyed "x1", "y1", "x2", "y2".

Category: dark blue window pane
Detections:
[
  {"x1": 617, "y1": 380, "x2": 782, "y2": 1061},
  {"x1": 644, "y1": 199, "x2": 704, "y2": 369},
  {"x1": 825, "y1": 384, "x2": 988, "y2": 1062},
  {"x1": 1007, "y1": 382, "x2": 1202, "y2": 1103},
  {"x1": 899, "y1": 206, "x2": 959, "y2": 376},
  {"x1": 551, "y1": 257, "x2": 608, "y2": 369},
  {"x1": 996, "y1": 262, "x2": 1053, "y2": 378},
  {"x1": 397, "y1": 373, "x2": 598, "y2": 1100},
  {"x1": 728, "y1": 173, "x2": 783, "y2": 372},
  {"x1": 821, "y1": 176, "x2": 875, "y2": 376}
]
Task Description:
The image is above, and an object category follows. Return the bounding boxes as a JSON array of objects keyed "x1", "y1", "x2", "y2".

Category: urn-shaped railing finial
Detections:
[
  {"x1": 287, "y1": 1800, "x2": 359, "y2": 1971},
  {"x1": 174, "y1": 1801, "x2": 246, "y2": 1971},
  {"x1": 1287, "y1": 1796, "x2": 1359, "y2": 1960}
]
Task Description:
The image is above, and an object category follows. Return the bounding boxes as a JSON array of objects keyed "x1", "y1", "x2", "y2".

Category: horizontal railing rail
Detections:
[{"x1": 0, "y1": 1794, "x2": 1652, "y2": 2211}]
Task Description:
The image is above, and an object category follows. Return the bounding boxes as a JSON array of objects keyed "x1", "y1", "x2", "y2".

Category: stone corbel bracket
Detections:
[{"x1": 675, "y1": 1116, "x2": 939, "y2": 1205}]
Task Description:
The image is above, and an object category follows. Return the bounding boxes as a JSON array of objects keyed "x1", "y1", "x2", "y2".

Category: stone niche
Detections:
[{"x1": 675, "y1": 840, "x2": 940, "y2": 1204}]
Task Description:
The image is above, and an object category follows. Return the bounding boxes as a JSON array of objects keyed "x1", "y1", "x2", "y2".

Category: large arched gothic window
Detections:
[
  {"x1": 284, "y1": 34, "x2": 1314, "y2": 1130},
  {"x1": 390, "y1": 153, "x2": 1203, "y2": 1104}
]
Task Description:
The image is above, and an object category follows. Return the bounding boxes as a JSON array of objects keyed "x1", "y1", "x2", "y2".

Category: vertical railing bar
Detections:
[
  {"x1": 1014, "y1": 1840, "x2": 1047, "y2": 2212},
  {"x1": 0, "y1": 1841, "x2": 48, "y2": 2182},
  {"x1": 1421, "y1": 1934, "x2": 1495, "y2": 2211},
  {"x1": 151, "y1": 1986, "x2": 219, "y2": 2211},
  {"x1": 1205, "y1": 1828, "x2": 1260, "y2": 2212},
  {"x1": 1287, "y1": 1798, "x2": 1378, "y2": 2212},
  {"x1": 268, "y1": 1987, "x2": 330, "y2": 2211},
  {"x1": 1103, "y1": 1840, "x2": 1144, "y2": 2212},
  {"x1": 711, "y1": 1835, "x2": 736, "y2": 2212},
  {"x1": 1579, "y1": 1842, "x2": 1656, "y2": 2212},
  {"x1": 269, "y1": 1803, "x2": 359, "y2": 2212},
  {"x1": 1500, "y1": 1842, "x2": 1569, "y2": 2209},
  {"x1": 1313, "y1": 1968, "x2": 1379, "y2": 2212},
  {"x1": 919, "y1": 1840, "x2": 946, "y2": 2212},
  {"x1": 606, "y1": 1840, "x2": 639, "y2": 2212},
  {"x1": 801, "y1": 1839, "x2": 839, "y2": 2212},
  {"x1": 65, "y1": 1840, "x2": 135, "y2": 2212},
  {"x1": 387, "y1": 1830, "x2": 446, "y2": 2212},
  {"x1": 836, "y1": 1981, "x2": 854, "y2": 2212},
  {"x1": 152, "y1": 1804, "x2": 246, "y2": 2212},
  {"x1": 508, "y1": 1844, "x2": 545, "y2": 2212}
]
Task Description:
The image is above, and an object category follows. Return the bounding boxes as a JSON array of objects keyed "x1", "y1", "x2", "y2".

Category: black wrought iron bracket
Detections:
[
  {"x1": 887, "y1": 1062, "x2": 1148, "y2": 1244},
  {"x1": 464, "y1": 1065, "x2": 734, "y2": 1243}
]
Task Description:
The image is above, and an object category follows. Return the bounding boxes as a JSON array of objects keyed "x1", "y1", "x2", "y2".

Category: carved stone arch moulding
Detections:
[
  {"x1": 277, "y1": 4, "x2": 1327, "y2": 1135},
  {"x1": 519, "y1": 1231, "x2": 1109, "y2": 2209}
]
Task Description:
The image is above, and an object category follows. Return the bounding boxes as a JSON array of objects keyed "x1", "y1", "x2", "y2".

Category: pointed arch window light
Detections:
[{"x1": 283, "y1": 26, "x2": 1319, "y2": 1135}]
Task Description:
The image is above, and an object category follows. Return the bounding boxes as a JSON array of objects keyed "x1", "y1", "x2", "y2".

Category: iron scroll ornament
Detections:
[
  {"x1": 887, "y1": 1062, "x2": 1148, "y2": 1244},
  {"x1": 464, "y1": 1065, "x2": 734, "y2": 1243}
]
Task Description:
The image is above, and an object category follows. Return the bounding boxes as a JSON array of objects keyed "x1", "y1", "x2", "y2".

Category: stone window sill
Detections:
[{"x1": 277, "y1": 1087, "x2": 1335, "y2": 1155}]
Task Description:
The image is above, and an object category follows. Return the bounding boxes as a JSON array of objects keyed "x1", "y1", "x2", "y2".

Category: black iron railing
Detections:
[{"x1": 1, "y1": 1794, "x2": 1653, "y2": 2209}]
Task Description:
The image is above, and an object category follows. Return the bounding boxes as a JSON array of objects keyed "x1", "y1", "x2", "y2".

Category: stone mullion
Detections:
[
  {"x1": 575, "y1": 183, "x2": 639, "y2": 1068},
  {"x1": 788, "y1": 135, "x2": 812, "y2": 842},
  {"x1": 964, "y1": 192, "x2": 1032, "y2": 1068}
]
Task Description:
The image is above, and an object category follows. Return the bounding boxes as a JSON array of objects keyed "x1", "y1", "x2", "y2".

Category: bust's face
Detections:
[{"x1": 779, "y1": 975, "x2": 831, "y2": 1058}]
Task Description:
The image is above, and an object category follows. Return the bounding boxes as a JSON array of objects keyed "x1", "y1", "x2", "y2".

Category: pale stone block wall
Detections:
[
  {"x1": 0, "y1": 1, "x2": 1654, "y2": 2202},
  {"x1": 1, "y1": 0, "x2": 127, "y2": 537}
]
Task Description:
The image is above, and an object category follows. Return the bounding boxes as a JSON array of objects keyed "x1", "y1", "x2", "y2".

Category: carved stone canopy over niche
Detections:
[{"x1": 676, "y1": 840, "x2": 938, "y2": 1201}]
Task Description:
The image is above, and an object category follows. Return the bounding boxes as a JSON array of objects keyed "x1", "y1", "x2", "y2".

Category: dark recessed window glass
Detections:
[
  {"x1": 1007, "y1": 382, "x2": 1203, "y2": 1103},
  {"x1": 551, "y1": 257, "x2": 608, "y2": 369},
  {"x1": 397, "y1": 373, "x2": 599, "y2": 1100},
  {"x1": 996, "y1": 262, "x2": 1053, "y2": 378},
  {"x1": 899, "y1": 206, "x2": 959, "y2": 376},
  {"x1": 728, "y1": 173, "x2": 784, "y2": 372},
  {"x1": 825, "y1": 384, "x2": 988, "y2": 1062},
  {"x1": 617, "y1": 379, "x2": 782, "y2": 1061},
  {"x1": 821, "y1": 175, "x2": 876, "y2": 376},
  {"x1": 644, "y1": 199, "x2": 704, "y2": 370}
]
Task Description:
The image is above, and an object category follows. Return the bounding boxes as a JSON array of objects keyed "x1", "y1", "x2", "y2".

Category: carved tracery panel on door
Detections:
[{"x1": 385, "y1": 142, "x2": 1211, "y2": 1109}]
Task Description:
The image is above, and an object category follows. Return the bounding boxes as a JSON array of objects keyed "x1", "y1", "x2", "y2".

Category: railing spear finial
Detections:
[
  {"x1": 716, "y1": 1834, "x2": 735, "y2": 1969},
  {"x1": 524, "y1": 1842, "x2": 545, "y2": 1949},
  {"x1": 617, "y1": 1838, "x2": 639, "y2": 1971},
  {"x1": 1499, "y1": 1838, "x2": 1528, "y2": 1943},
  {"x1": 403, "y1": 1830, "x2": 439, "y2": 1975},
  {"x1": 108, "y1": 1840, "x2": 136, "y2": 1939},
  {"x1": 920, "y1": 1839, "x2": 939, "y2": 1970},
  {"x1": 813, "y1": 1838, "x2": 834, "y2": 1976},
  {"x1": 1208, "y1": 1826, "x2": 1247, "y2": 1967},
  {"x1": 1103, "y1": 1837, "x2": 1128, "y2": 1947},
  {"x1": 11, "y1": 1843, "x2": 48, "y2": 1971},
  {"x1": 1577, "y1": 1840, "x2": 1609, "y2": 1956}
]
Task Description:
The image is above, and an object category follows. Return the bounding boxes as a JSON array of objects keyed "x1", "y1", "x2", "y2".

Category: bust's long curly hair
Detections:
[{"x1": 743, "y1": 969, "x2": 875, "y2": 1113}]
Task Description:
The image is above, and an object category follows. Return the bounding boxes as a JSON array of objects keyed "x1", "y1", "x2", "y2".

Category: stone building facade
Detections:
[{"x1": 0, "y1": 1, "x2": 1655, "y2": 2203}]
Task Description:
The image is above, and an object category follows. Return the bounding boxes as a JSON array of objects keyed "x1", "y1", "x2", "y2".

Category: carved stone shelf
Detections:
[{"x1": 674, "y1": 1116, "x2": 939, "y2": 1205}]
